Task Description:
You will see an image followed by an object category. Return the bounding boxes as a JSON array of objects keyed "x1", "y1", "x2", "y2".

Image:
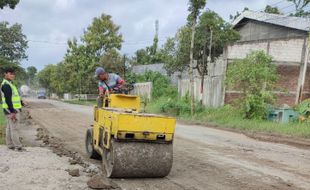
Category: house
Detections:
[{"x1": 225, "y1": 10, "x2": 310, "y2": 106}]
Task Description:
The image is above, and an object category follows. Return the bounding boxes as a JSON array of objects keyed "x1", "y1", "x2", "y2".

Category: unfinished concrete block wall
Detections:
[{"x1": 225, "y1": 37, "x2": 309, "y2": 106}]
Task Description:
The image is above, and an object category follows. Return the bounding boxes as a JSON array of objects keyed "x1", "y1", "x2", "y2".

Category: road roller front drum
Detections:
[{"x1": 102, "y1": 140, "x2": 173, "y2": 178}]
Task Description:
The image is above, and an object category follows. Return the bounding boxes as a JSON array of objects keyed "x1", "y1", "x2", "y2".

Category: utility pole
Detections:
[
  {"x1": 297, "y1": 32, "x2": 310, "y2": 103},
  {"x1": 200, "y1": 29, "x2": 213, "y2": 105},
  {"x1": 208, "y1": 29, "x2": 213, "y2": 65},
  {"x1": 189, "y1": 21, "x2": 196, "y2": 115},
  {"x1": 155, "y1": 20, "x2": 159, "y2": 39}
]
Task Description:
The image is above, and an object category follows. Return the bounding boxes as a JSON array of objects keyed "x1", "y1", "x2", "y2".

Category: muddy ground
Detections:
[{"x1": 26, "y1": 99, "x2": 310, "y2": 190}]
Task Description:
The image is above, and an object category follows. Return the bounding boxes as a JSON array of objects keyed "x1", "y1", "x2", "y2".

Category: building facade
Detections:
[{"x1": 225, "y1": 10, "x2": 310, "y2": 106}]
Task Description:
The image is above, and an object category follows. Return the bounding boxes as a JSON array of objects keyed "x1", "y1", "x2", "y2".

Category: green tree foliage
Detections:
[
  {"x1": 187, "y1": 0, "x2": 206, "y2": 114},
  {"x1": 127, "y1": 71, "x2": 178, "y2": 98},
  {"x1": 82, "y1": 14, "x2": 123, "y2": 58},
  {"x1": 38, "y1": 14, "x2": 123, "y2": 95},
  {"x1": 160, "y1": 10, "x2": 239, "y2": 76},
  {"x1": 0, "y1": 22, "x2": 28, "y2": 63},
  {"x1": 37, "y1": 63, "x2": 71, "y2": 95},
  {"x1": 0, "y1": 21, "x2": 28, "y2": 87},
  {"x1": 264, "y1": 5, "x2": 282, "y2": 14},
  {"x1": 159, "y1": 26, "x2": 191, "y2": 74},
  {"x1": 195, "y1": 11, "x2": 240, "y2": 76},
  {"x1": 98, "y1": 49, "x2": 125, "y2": 75},
  {"x1": 187, "y1": 0, "x2": 206, "y2": 24},
  {"x1": 26, "y1": 66, "x2": 37, "y2": 86},
  {"x1": 131, "y1": 31, "x2": 162, "y2": 65},
  {"x1": 226, "y1": 51, "x2": 278, "y2": 119},
  {"x1": 0, "y1": 0, "x2": 20, "y2": 9},
  {"x1": 288, "y1": 0, "x2": 310, "y2": 17},
  {"x1": 37, "y1": 64, "x2": 57, "y2": 94}
]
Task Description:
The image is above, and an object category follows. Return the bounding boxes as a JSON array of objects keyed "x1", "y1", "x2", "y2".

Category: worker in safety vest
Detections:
[
  {"x1": 94, "y1": 67, "x2": 125, "y2": 107},
  {"x1": 1, "y1": 68, "x2": 25, "y2": 151}
]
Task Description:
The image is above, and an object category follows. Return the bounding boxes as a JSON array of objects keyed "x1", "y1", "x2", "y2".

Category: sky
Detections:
[{"x1": 0, "y1": 0, "x2": 293, "y2": 70}]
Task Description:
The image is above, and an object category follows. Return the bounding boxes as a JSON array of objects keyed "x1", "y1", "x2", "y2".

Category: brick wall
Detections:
[
  {"x1": 227, "y1": 38, "x2": 305, "y2": 62},
  {"x1": 225, "y1": 37, "x2": 308, "y2": 106},
  {"x1": 303, "y1": 66, "x2": 310, "y2": 92},
  {"x1": 227, "y1": 41, "x2": 268, "y2": 59},
  {"x1": 269, "y1": 39, "x2": 304, "y2": 63},
  {"x1": 276, "y1": 65, "x2": 299, "y2": 92}
]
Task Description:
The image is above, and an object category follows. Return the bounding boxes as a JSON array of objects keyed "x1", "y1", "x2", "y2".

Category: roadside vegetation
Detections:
[
  {"x1": 130, "y1": 51, "x2": 310, "y2": 139},
  {"x1": 147, "y1": 100, "x2": 310, "y2": 139}
]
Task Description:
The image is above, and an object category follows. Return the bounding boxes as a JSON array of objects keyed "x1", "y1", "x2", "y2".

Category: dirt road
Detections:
[{"x1": 28, "y1": 99, "x2": 310, "y2": 190}]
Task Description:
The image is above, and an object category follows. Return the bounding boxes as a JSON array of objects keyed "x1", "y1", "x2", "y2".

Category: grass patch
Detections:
[
  {"x1": 146, "y1": 98, "x2": 310, "y2": 139},
  {"x1": 64, "y1": 100, "x2": 97, "y2": 106},
  {"x1": 0, "y1": 111, "x2": 5, "y2": 144}
]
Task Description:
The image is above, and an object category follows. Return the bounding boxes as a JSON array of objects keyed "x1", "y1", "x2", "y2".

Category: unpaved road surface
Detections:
[
  {"x1": 28, "y1": 99, "x2": 310, "y2": 190},
  {"x1": 0, "y1": 146, "x2": 89, "y2": 190}
]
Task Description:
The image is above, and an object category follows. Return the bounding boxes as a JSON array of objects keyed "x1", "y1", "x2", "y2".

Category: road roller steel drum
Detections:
[{"x1": 85, "y1": 94, "x2": 176, "y2": 178}]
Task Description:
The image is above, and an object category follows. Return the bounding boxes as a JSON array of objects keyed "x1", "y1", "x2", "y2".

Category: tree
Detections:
[
  {"x1": 264, "y1": 5, "x2": 281, "y2": 14},
  {"x1": 37, "y1": 64, "x2": 57, "y2": 94},
  {"x1": 226, "y1": 51, "x2": 278, "y2": 119},
  {"x1": 195, "y1": 10, "x2": 240, "y2": 73},
  {"x1": 98, "y1": 49, "x2": 125, "y2": 75},
  {"x1": 187, "y1": 0, "x2": 206, "y2": 115},
  {"x1": 133, "y1": 49, "x2": 151, "y2": 65},
  {"x1": 0, "y1": 0, "x2": 20, "y2": 9},
  {"x1": 0, "y1": 21, "x2": 28, "y2": 87},
  {"x1": 26, "y1": 66, "x2": 37, "y2": 86},
  {"x1": 159, "y1": 25, "x2": 192, "y2": 78},
  {"x1": 37, "y1": 63, "x2": 70, "y2": 96},
  {"x1": 288, "y1": 0, "x2": 310, "y2": 17},
  {"x1": 38, "y1": 13, "x2": 124, "y2": 95},
  {"x1": 0, "y1": 22, "x2": 28, "y2": 63},
  {"x1": 160, "y1": 10, "x2": 239, "y2": 90},
  {"x1": 82, "y1": 14, "x2": 123, "y2": 58},
  {"x1": 131, "y1": 23, "x2": 163, "y2": 65}
]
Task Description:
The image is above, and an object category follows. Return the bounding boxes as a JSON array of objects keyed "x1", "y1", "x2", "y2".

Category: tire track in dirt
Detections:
[{"x1": 28, "y1": 100, "x2": 310, "y2": 190}]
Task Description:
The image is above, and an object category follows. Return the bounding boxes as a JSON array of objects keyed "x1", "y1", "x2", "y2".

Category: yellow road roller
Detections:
[{"x1": 85, "y1": 91, "x2": 176, "y2": 178}]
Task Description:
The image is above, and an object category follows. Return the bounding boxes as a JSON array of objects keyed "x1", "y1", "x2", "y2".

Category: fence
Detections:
[
  {"x1": 178, "y1": 58, "x2": 226, "y2": 107},
  {"x1": 131, "y1": 82, "x2": 153, "y2": 100}
]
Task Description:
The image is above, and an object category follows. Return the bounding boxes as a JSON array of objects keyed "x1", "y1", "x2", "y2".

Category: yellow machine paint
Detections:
[{"x1": 86, "y1": 93, "x2": 176, "y2": 178}]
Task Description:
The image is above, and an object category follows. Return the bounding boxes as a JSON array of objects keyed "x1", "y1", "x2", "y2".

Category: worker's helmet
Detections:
[{"x1": 94, "y1": 67, "x2": 105, "y2": 78}]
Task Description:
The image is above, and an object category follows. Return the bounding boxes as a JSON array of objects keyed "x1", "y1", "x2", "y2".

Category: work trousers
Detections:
[{"x1": 5, "y1": 112, "x2": 22, "y2": 148}]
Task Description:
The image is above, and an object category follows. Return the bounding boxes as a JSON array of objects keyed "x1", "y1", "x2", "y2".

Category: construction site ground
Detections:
[{"x1": 2, "y1": 99, "x2": 310, "y2": 190}]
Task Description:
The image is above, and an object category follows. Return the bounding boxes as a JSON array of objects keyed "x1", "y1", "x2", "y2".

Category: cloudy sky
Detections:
[{"x1": 0, "y1": 0, "x2": 292, "y2": 70}]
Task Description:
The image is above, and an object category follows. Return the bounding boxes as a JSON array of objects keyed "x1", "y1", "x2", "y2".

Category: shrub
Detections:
[
  {"x1": 226, "y1": 51, "x2": 278, "y2": 119},
  {"x1": 126, "y1": 71, "x2": 178, "y2": 99},
  {"x1": 159, "y1": 94, "x2": 205, "y2": 116}
]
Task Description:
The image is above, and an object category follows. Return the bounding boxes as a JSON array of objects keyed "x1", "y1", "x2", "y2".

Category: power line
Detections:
[
  {"x1": 27, "y1": 38, "x2": 167, "y2": 47},
  {"x1": 258, "y1": 0, "x2": 287, "y2": 11}
]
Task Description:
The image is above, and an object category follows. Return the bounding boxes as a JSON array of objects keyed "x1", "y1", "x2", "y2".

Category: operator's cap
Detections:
[{"x1": 94, "y1": 67, "x2": 105, "y2": 78}]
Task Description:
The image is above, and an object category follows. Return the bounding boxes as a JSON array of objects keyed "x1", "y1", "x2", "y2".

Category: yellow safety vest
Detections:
[{"x1": 1, "y1": 79, "x2": 22, "y2": 110}]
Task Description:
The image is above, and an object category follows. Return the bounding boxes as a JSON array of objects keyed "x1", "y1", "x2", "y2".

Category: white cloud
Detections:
[
  {"x1": 0, "y1": 0, "x2": 280, "y2": 70},
  {"x1": 54, "y1": 0, "x2": 75, "y2": 10}
]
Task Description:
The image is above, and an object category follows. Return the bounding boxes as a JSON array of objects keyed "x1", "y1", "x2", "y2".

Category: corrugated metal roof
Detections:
[{"x1": 232, "y1": 10, "x2": 310, "y2": 32}]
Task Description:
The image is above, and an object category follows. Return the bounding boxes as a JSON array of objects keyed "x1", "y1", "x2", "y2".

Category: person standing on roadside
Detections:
[{"x1": 1, "y1": 68, "x2": 25, "y2": 151}]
